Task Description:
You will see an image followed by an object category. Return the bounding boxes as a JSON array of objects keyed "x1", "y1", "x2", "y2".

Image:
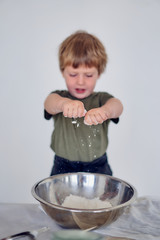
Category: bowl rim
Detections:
[{"x1": 31, "y1": 172, "x2": 137, "y2": 213}]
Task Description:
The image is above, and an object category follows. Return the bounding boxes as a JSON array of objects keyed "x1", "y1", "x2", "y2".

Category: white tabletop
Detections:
[{"x1": 0, "y1": 196, "x2": 160, "y2": 240}]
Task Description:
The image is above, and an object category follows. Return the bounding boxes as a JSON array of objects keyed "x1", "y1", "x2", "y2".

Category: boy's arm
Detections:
[
  {"x1": 44, "y1": 93, "x2": 68, "y2": 115},
  {"x1": 84, "y1": 98, "x2": 123, "y2": 125},
  {"x1": 44, "y1": 93, "x2": 86, "y2": 118},
  {"x1": 101, "y1": 97, "x2": 123, "y2": 119}
]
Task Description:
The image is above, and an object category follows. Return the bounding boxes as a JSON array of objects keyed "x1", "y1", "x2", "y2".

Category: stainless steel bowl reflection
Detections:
[{"x1": 32, "y1": 172, "x2": 137, "y2": 230}]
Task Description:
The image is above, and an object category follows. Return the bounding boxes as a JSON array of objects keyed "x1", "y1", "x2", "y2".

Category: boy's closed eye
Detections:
[
  {"x1": 69, "y1": 73, "x2": 93, "y2": 78},
  {"x1": 69, "y1": 74, "x2": 77, "y2": 77},
  {"x1": 85, "y1": 74, "x2": 93, "y2": 78}
]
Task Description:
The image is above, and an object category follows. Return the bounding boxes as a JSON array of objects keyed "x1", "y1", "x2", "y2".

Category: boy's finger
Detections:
[{"x1": 84, "y1": 115, "x2": 93, "y2": 125}]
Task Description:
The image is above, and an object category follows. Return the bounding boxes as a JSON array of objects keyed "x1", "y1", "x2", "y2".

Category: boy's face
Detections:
[{"x1": 62, "y1": 65, "x2": 99, "y2": 99}]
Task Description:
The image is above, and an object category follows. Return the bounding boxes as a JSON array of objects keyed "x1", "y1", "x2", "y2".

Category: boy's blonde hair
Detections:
[{"x1": 59, "y1": 31, "x2": 107, "y2": 75}]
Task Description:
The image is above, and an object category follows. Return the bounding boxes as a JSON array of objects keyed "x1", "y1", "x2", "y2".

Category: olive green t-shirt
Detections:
[{"x1": 46, "y1": 91, "x2": 118, "y2": 162}]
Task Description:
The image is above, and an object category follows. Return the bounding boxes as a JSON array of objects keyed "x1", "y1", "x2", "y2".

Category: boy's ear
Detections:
[
  {"x1": 97, "y1": 74, "x2": 101, "y2": 79},
  {"x1": 62, "y1": 71, "x2": 65, "y2": 78}
]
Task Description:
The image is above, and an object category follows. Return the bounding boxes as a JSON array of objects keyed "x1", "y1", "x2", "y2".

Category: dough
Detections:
[{"x1": 62, "y1": 194, "x2": 112, "y2": 209}]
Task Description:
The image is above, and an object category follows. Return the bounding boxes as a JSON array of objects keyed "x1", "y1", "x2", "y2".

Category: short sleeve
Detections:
[
  {"x1": 111, "y1": 118, "x2": 119, "y2": 124},
  {"x1": 44, "y1": 109, "x2": 52, "y2": 120}
]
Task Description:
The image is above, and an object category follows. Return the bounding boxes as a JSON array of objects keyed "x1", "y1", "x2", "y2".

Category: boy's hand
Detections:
[
  {"x1": 62, "y1": 99, "x2": 86, "y2": 118},
  {"x1": 84, "y1": 107, "x2": 109, "y2": 125}
]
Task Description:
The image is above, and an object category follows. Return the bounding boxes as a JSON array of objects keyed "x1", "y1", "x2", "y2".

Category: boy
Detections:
[{"x1": 44, "y1": 31, "x2": 123, "y2": 176}]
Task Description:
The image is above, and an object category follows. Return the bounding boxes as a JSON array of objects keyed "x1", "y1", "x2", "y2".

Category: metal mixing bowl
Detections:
[{"x1": 32, "y1": 172, "x2": 137, "y2": 230}]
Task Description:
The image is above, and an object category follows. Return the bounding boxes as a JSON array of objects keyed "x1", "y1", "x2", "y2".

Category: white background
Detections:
[{"x1": 0, "y1": 0, "x2": 160, "y2": 203}]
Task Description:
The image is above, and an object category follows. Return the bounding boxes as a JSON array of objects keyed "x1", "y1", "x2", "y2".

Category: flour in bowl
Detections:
[{"x1": 62, "y1": 194, "x2": 112, "y2": 209}]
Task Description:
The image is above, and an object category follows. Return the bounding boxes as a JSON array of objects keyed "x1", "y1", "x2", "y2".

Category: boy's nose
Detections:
[{"x1": 77, "y1": 75, "x2": 84, "y2": 85}]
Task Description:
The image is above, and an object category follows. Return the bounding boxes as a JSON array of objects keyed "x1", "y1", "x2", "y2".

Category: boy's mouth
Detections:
[{"x1": 75, "y1": 88, "x2": 86, "y2": 94}]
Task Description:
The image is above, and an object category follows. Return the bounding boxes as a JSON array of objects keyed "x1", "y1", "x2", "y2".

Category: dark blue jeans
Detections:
[{"x1": 50, "y1": 153, "x2": 113, "y2": 176}]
